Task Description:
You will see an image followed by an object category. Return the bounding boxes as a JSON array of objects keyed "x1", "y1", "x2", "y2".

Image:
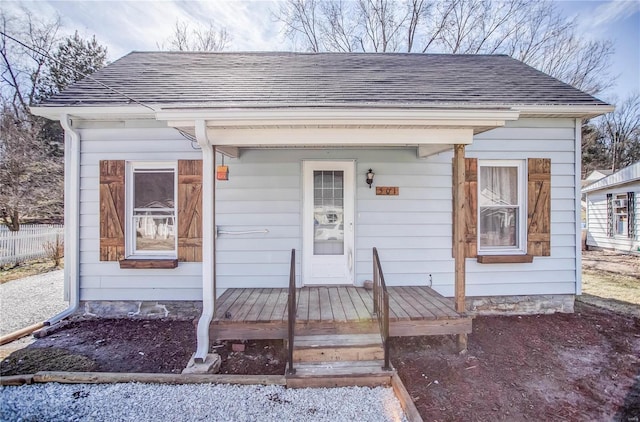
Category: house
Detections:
[
  {"x1": 32, "y1": 52, "x2": 612, "y2": 368},
  {"x1": 582, "y1": 162, "x2": 639, "y2": 254},
  {"x1": 582, "y1": 169, "x2": 614, "y2": 188}
]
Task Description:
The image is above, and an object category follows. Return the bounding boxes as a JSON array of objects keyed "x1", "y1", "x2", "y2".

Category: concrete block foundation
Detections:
[
  {"x1": 81, "y1": 300, "x2": 202, "y2": 320},
  {"x1": 465, "y1": 294, "x2": 575, "y2": 315}
]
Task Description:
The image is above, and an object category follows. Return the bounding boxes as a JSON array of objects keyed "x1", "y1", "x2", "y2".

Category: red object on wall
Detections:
[{"x1": 217, "y1": 165, "x2": 229, "y2": 181}]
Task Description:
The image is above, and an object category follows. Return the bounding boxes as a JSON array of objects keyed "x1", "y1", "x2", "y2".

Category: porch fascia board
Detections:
[{"x1": 158, "y1": 107, "x2": 519, "y2": 131}]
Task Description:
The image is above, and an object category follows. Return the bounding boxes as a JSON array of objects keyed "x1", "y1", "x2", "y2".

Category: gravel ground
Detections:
[
  {"x1": 0, "y1": 270, "x2": 67, "y2": 336},
  {"x1": 0, "y1": 383, "x2": 407, "y2": 422}
]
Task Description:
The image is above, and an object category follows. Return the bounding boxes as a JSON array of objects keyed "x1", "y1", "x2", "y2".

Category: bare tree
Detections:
[
  {"x1": 598, "y1": 93, "x2": 640, "y2": 172},
  {"x1": 0, "y1": 108, "x2": 63, "y2": 231},
  {"x1": 1, "y1": 8, "x2": 61, "y2": 116},
  {"x1": 158, "y1": 20, "x2": 230, "y2": 52},
  {"x1": 1, "y1": 9, "x2": 107, "y2": 229},
  {"x1": 274, "y1": 0, "x2": 614, "y2": 95}
]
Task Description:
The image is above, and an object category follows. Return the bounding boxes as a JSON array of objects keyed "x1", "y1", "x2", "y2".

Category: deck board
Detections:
[
  {"x1": 308, "y1": 288, "x2": 321, "y2": 322},
  {"x1": 346, "y1": 287, "x2": 372, "y2": 320},
  {"x1": 224, "y1": 289, "x2": 253, "y2": 321},
  {"x1": 328, "y1": 287, "x2": 347, "y2": 322},
  {"x1": 338, "y1": 288, "x2": 360, "y2": 321},
  {"x1": 392, "y1": 287, "x2": 438, "y2": 319},
  {"x1": 233, "y1": 288, "x2": 263, "y2": 322},
  {"x1": 356, "y1": 288, "x2": 376, "y2": 317},
  {"x1": 215, "y1": 288, "x2": 243, "y2": 319},
  {"x1": 256, "y1": 289, "x2": 282, "y2": 323},
  {"x1": 244, "y1": 288, "x2": 270, "y2": 322},
  {"x1": 213, "y1": 285, "x2": 472, "y2": 339},
  {"x1": 413, "y1": 286, "x2": 460, "y2": 318},
  {"x1": 318, "y1": 287, "x2": 333, "y2": 322},
  {"x1": 296, "y1": 287, "x2": 309, "y2": 321}
]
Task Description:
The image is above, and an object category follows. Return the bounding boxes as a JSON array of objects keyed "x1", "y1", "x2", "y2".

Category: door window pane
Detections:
[{"x1": 313, "y1": 170, "x2": 344, "y2": 255}]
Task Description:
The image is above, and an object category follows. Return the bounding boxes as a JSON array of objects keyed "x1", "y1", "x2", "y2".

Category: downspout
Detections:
[
  {"x1": 194, "y1": 119, "x2": 216, "y2": 363},
  {"x1": 574, "y1": 118, "x2": 582, "y2": 296},
  {"x1": 46, "y1": 114, "x2": 80, "y2": 324}
]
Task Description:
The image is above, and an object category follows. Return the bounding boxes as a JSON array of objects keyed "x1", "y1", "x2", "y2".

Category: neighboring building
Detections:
[
  {"x1": 582, "y1": 169, "x2": 613, "y2": 189},
  {"x1": 31, "y1": 52, "x2": 612, "y2": 364},
  {"x1": 583, "y1": 163, "x2": 639, "y2": 254}
]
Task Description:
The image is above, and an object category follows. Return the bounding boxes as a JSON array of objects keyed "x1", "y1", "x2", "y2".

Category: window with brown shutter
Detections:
[
  {"x1": 457, "y1": 157, "x2": 551, "y2": 262},
  {"x1": 99, "y1": 159, "x2": 203, "y2": 265}
]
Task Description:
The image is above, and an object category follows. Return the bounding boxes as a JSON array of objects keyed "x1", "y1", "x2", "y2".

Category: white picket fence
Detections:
[{"x1": 0, "y1": 224, "x2": 64, "y2": 266}]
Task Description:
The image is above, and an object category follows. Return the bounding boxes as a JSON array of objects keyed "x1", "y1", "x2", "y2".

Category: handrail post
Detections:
[
  {"x1": 286, "y1": 249, "x2": 296, "y2": 375},
  {"x1": 383, "y1": 293, "x2": 390, "y2": 370},
  {"x1": 373, "y1": 247, "x2": 391, "y2": 371},
  {"x1": 373, "y1": 248, "x2": 378, "y2": 314}
]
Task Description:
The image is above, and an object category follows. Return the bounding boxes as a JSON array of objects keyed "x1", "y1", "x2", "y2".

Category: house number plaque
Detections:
[{"x1": 376, "y1": 186, "x2": 399, "y2": 196}]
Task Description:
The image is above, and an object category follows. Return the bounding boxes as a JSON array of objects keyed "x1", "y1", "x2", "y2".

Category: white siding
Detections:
[
  {"x1": 585, "y1": 182, "x2": 640, "y2": 253},
  {"x1": 464, "y1": 118, "x2": 579, "y2": 297},
  {"x1": 78, "y1": 123, "x2": 202, "y2": 301},
  {"x1": 77, "y1": 117, "x2": 580, "y2": 301}
]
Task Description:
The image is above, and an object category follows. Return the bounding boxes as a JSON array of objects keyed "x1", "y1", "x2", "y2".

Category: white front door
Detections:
[{"x1": 302, "y1": 161, "x2": 355, "y2": 285}]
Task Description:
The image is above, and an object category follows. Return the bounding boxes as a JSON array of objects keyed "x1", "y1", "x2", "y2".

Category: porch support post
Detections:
[
  {"x1": 194, "y1": 120, "x2": 216, "y2": 363},
  {"x1": 453, "y1": 144, "x2": 468, "y2": 352}
]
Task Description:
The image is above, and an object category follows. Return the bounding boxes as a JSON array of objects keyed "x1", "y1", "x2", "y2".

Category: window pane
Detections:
[
  {"x1": 132, "y1": 167, "x2": 175, "y2": 254},
  {"x1": 134, "y1": 171, "x2": 174, "y2": 209},
  {"x1": 480, "y1": 167, "x2": 518, "y2": 206},
  {"x1": 134, "y1": 215, "x2": 175, "y2": 251},
  {"x1": 479, "y1": 207, "x2": 518, "y2": 247},
  {"x1": 313, "y1": 170, "x2": 344, "y2": 255}
]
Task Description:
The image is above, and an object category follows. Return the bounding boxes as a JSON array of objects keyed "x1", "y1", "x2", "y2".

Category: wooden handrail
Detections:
[
  {"x1": 286, "y1": 249, "x2": 296, "y2": 375},
  {"x1": 373, "y1": 247, "x2": 391, "y2": 371}
]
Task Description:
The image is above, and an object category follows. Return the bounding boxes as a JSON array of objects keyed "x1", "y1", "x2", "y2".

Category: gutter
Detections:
[{"x1": 45, "y1": 114, "x2": 80, "y2": 325}]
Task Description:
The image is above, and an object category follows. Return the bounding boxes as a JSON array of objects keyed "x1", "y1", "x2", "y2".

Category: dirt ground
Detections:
[
  {"x1": 0, "y1": 319, "x2": 286, "y2": 376},
  {"x1": 392, "y1": 301, "x2": 639, "y2": 421},
  {"x1": 1, "y1": 302, "x2": 637, "y2": 421},
  {"x1": 2, "y1": 250, "x2": 639, "y2": 421}
]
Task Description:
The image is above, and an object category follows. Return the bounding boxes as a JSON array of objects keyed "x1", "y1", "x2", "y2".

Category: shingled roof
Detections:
[{"x1": 40, "y1": 52, "x2": 608, "y2": 108}]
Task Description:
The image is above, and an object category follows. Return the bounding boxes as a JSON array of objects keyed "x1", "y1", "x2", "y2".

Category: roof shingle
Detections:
[{"x1": 40, "y1": 52, "x2": 608, "y2": 108}]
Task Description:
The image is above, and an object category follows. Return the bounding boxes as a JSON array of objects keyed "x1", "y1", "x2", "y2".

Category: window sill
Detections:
[
  {"x1": 119, "y1": 259, "x2": 178, "y2": 269},
  {"x1": 477, "y1": 255, "x2": 533, "y2": 264}
]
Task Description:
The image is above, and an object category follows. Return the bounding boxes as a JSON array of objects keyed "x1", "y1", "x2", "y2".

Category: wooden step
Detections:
[
  {"x1": 293, "y1": 334, "x2": 384, "y2": 362},
  {"x1": 286, "y1": 360, "x2": 394, "y2": 388}
]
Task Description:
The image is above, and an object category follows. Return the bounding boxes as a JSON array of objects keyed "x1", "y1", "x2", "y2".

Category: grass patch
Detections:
[
  {"x1": 580, "y1": 268, "x2": 640, "y2": 317},
  {"x1": 582, "y1": 268, "x2": 640, "y2": 305},
  {"x1": 0, "y1": 258, "x2": 63, "y2": 284}
]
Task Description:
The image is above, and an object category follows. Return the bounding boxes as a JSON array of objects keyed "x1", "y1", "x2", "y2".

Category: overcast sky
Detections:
[{"x1": 5, "y1": 0, "x2": 640, "y2": 102}]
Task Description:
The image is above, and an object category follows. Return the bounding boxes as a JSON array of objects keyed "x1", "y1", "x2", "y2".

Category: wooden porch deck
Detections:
[{"x1": 211, "y1": 286, "x2": 473, "y2": 340}]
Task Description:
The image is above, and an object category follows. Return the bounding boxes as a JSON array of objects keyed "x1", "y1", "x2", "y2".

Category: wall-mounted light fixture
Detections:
[{"x1": 366, "y1": 168, "x2": 375, "y2": 189}]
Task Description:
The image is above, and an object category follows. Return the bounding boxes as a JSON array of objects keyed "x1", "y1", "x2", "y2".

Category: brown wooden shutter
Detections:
[
  {"x1": 177, "y1": 160, "x2": 203, "y2": 262},
  {"x1": 99, "y1": 160, "x2": 125, "y2": 261},
  {"x1": 464, "y1": 158, "x2": 478, "y2": 258},
  {"x1": 527, "y1": 158, "x2": 551, "y2": 256}
]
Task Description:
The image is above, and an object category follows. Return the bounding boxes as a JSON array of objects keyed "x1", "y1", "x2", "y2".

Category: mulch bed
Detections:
[{"x1": 2, "y1": 302, "x2": 638, "y2": 421}]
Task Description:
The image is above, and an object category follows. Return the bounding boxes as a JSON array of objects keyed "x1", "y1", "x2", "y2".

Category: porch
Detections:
[{"x1": 211, "y1": 285, "x2": 472, "y2": 341}]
